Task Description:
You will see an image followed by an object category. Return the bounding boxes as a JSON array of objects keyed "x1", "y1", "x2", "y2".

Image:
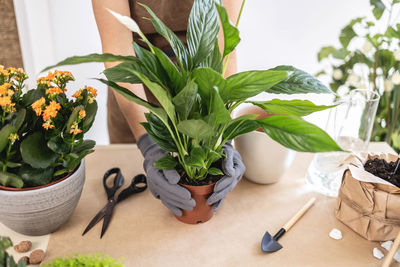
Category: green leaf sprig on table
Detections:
[
  {"x1": 316, "y1": 0, "x2": 400, "y2": 152},
  {"x1": 43, "y1": 0, "x2": 341, "y2": 182},
  {"x1": 0, "y1": 68, "x2": 97, "y2": 188},
  {"x1": 0, "y1": 236, "x2": 26, "y2": 267},
  {"x1": 43, "y1": 254, "x2": 125, "y2": 267}
]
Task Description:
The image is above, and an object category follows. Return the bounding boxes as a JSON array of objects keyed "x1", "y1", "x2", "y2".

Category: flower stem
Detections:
[{"x1": 222, "y1": 0, "x2": 246, "y2": 76}]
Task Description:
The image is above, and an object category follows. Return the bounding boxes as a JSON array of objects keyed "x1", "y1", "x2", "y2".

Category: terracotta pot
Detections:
[
  {"x1": 0, "y1": 160, "x2": 85, "y2": 236},
  {"x1": 175, "y1": 182, "x2": 216, "y2": 224}
]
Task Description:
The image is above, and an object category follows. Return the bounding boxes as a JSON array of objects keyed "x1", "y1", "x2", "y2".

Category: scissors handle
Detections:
[
  {"x1": 117, "y1": 174, "x2": 147, "y2": 203},
  {"x1": 103, "y1": 168, "x2": 125, "y2": 199}
]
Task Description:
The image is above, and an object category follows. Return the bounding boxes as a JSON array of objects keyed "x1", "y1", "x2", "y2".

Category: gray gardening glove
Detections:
[
  {"x1": 137, "y1": 134, "x2": 196, "y2": 216},
  {"x1": 207, "y1": 142, "x2": 246, "y2": 210}
]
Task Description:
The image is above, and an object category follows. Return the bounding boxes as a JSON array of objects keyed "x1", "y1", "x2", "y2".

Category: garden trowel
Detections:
[{"x1": 261, "y1": 197, "x2": 316, "y2": 253}]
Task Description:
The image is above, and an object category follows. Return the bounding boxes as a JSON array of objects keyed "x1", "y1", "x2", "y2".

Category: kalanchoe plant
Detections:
[
  {"x1": 44, "y1": 0, "x2": 341, "y2": 182},
  {"x1": 0, "y1": 67, "x2": 98, "y2": 188},
  {"x1": 316, "y1": 0, "x2": 400, "y2": 151},
  {"x1": 0, "y1": 236, "x2": 26, "y2": 267}
]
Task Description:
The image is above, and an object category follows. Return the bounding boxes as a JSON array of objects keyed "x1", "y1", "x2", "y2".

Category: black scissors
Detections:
[{"x1": 82, "y1": 168, "x2": 147, "y2": 238}]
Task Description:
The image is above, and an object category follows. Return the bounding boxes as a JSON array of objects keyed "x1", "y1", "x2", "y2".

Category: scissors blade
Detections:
[
  {"x1": 100, "y1": 199, "x2": 116, "y2": 238},
  {"x1": 82, "y1": 201, "x2": 111, "y2": 236}
]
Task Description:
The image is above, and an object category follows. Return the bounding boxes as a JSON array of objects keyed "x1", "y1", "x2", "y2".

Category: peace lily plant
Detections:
[{"x1": 45, "y1": 0, "x2": 342, "y2": 183}]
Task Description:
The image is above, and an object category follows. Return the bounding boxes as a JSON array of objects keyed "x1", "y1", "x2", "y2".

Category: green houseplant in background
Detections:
[
  {"x1": 45, "y1": 0, "x2": 342, "y2": 223},
  {"x1": 0, "y1": 67, "x2": 98, "y2": 235},
  {"x1": 43, "y1": 254, "x2": 125, "y2": 267},
  {"x1": 316, "y1": 0, "x2": 400, "y2": 151}
]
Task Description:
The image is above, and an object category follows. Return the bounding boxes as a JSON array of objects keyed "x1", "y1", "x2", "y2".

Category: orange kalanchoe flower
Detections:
[
  {"x1": 37, "y1": 77, "x2": 52, "y2": 87},
  {"x1": 72, "y1": 89, "x2": 82, "y2": 98},
  {"x1": 42, "y1": 120, "x2": 55, "y2": 130},
  {"x1": 69, "y1": 121, "x2": 82, "y2": 135},
  {"x1": 46, "y1": 86, "x2": 64, "y2": 95},
  {"x1": 32, "y1": 97, "x2": 46, "y2": 116},
  {"x1": 42, "y1": 101, "x2": 61, "y2": 121},
  {"x1": 0, "y1": 96, "x2": 13, "y2": 107},
  {"x1": 79, "y1": 110, "x2": 86, "y2": 119},
  {"x1": 0, "y1": 83, "x2": 12, "y2": 95}
]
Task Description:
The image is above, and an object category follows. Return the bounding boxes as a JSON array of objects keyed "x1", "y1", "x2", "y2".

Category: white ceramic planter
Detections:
[
  {"x1": 235, "y1": 131, "x2": 295, "y2": 184},
  {"x1": 0, "y1": 160, "x2": 85, "y2": 236}
]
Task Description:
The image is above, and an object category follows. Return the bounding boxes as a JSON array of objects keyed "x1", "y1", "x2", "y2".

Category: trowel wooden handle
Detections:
[
  {"x1": 283, "y1": 197, "x2": 316, "y2": 232},
  {"x1": 382, "y1": 231, "x2": 400, "y2": 267}
]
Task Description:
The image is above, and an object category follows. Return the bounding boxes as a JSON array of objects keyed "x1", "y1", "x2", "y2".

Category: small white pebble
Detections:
[
  {"x1": 394, "y1": 250, "x2": 400, "y2": 263},
  {"x1": 373, "y1": 248, "x2": 384, "y2": 259},
  {"x1": 381, "y1": 240, "x2": 393, "y2": 251},
  {"x1": 329, "y1": 228, "x2": 342, "y2": 240}
]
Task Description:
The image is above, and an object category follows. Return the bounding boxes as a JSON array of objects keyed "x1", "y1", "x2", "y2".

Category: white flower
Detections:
[
  {"x1": 333, "y1": 69, "x2": 343, "y2": 80},
  {"x1": 347, "y1": 74, "x2": 361, "y2": 85},
  {"x1": 395, "y1": 50, "x2": 400, "y2": 61},
  {"x1": 384, "y1": 80, "x2": 394, "y2": 92},
  {"x1": 107, "y1": 8, "x2": 141, "y2": 34},
  {"x1": 392, "y1": 72, "x2": 400, "y2": 85},
  {"x1": 362, "y1": 41, "x2": 373, "y2": 53},
  {"x1": 358, "y1": 84, "x2": 367, "y2": 89}
]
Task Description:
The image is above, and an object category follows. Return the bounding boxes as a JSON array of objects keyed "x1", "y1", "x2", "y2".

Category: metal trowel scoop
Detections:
[{"x1": 262, "y1": 197, "x2": 316, "y2": 253}]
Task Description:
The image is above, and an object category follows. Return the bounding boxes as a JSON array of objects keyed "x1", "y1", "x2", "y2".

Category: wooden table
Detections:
[{"x1": 1, "y1": 143, "x2": 397, "y2": 266}]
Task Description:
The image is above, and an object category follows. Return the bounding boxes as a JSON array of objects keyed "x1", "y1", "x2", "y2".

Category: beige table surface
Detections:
[{"x1": 1, "y1": 143, "x2": 398, "y2": 266}]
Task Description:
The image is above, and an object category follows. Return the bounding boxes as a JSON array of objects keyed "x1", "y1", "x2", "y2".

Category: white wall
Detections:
[{"x1": 13, "y1": 0, "x2": 371, "y2": 144}]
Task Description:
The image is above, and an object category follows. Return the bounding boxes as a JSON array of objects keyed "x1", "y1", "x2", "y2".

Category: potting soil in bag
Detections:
[{"x1": 335, "y1": 153, "x2": 400, "y2": 241}]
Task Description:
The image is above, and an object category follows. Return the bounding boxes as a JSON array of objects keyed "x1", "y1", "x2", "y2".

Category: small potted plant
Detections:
[
  {"x1": 45, "y1": 0, "x2": 342, "y2": 223},
  {"x1": 0, "y1": 67, "x2": 98, "y2": 235}
]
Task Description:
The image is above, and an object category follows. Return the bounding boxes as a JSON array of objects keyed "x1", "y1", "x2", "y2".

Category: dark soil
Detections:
[
  {"x1": 179, "y1": 159, "x2": 224, "y2": 186},
  {"x1": 364, "y1": 158, "x2": 400, "y2": 187}
]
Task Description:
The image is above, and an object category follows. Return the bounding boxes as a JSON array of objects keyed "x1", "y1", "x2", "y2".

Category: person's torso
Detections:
[{"x1": 129, "y1": 0, "x2": 193, "y2": 50}]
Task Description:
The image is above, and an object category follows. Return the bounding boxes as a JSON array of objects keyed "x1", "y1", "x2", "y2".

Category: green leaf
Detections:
[
  {"x1": 103, "y1": 61, "x2": 151, "y2": 84},
  {"x1": 142, "y1": 113, "x2": 177, "y2": 152},
  {"x1": 250, "y1": 99, "x2": 335, "y2": 117},
  {"x1": 63, "y1": 150, "x2": 91, "y2": 171},
  {"x1": 178, "y1": 119, "x2": 213, "y2": 141},
  {"x1": 208, "y1": 167, "x2": 224, "y2": 176},
  {"x1": 332, "y1": 48, "x2": 350, "y2": 60},
  {"x1": 187, "y1": 0, "x2": 219, "y2": 66},
  {"x1": 73, "y1": 140, "x2": 96, "y2": 154},
  {"x1": 185, "y1": 146, "x2": 206, "y2": 168},
  {"x1": 257, "y1": 116, "x2": 342, "y2": 152},
  {"x1": 317, "y1": 46, "x2": 336, "y2": 62},
  {"x1": 370, "y1": 0, "x2": 386, "y2": 19},
  {"x1": 0, "y1": 124, "x2": 17, "y2": 153},
  {"x1": 66, "y1": 105, "x2": 84, "y2": 134},
  {"x1": 47, "y1": 136, "x2": 69, "y2": 154},
  {"x1": 133, "y1": 43, "x2": 170, "y2": 88},
  {"x1": 20, "y1": 132, "x2": 57, "y2": 168},
  {"x1": 132, "y1": 71, "x2": 176, "y2": 123},
  {"x1": 225, "y1": 70, "x2": 288, "y2": 101},
  {"x1": 223, "y1": 119, "x2": 259, "y2": 140},
  {"x1": 339, "y1": 17, "x2": 363, "y2": 48},
  {"x1": 192, "y1": 67, "x2": 226, "y2": 103},
  {"x1": 215, "y1": 3, "x2": 240, "y2": 57},
  {"x1": 172, "y1": 80, "x2": 198, "y2": 119},
  {"x1": 42, "y1": 53, "x2": 137, "y2": 72},
  {"x1": 4, "y1": 162, "x2": 21, "y2": 168},
  {"x1": 9, "y1": 109, "x2": 26, "y2": 130},
  {"x1": 198, "y1": 41, "x2": 223, "y2": 73},
  {"x1": 385, "y1": 26, "x2": 400, "y2": 39},
  {"x1": 139, "y1": 3, "x2": 191, "y2": 70},
  {"x1": 0, "y1": 172, "x2": 23, "y2": 188},
  {"x1": 82, "y1": 101, "x2": 98, "y2": 133},
  {"x1": 267, "y1": 66, "x2": 333, "y2": 94},
  {"x1": 97, "y1": 78, "x2": 169, "y2": 125},
  {"x1": 153, "y1": 154, "x2": 177, "y2": 170},
  {"x1": 21, "y1": 87, "x2": 45, "y2": 106},
  {"x1": 18, "y1": 165, "x2": 53, "y2": 187},
  {"x1": 210, "y1": 87, "x2": 231, "y2": 125},
  {"x1": 152, "y1": 46, "x2": 185, "y2": 93}
]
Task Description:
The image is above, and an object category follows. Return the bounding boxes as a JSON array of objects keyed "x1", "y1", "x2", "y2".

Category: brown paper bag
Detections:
[{"x1": 335, "y1": 153, "x2": 400, "y2": 241}]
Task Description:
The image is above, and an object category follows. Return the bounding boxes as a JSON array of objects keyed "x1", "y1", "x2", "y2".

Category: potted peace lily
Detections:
[
  {"x1": 44, "y1": 0, "x2": 342, "y2": 223},
  {"x1": 0, "y1": 67, "x2": 98, "y2": 235}
]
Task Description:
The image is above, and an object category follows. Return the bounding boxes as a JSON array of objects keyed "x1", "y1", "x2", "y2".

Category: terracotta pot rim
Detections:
[
  {"x1": 0, "y1": 163, "x2": 81, "y2": 192},
  {"x1": 179, "y1": 182, "x2": 216, "y2": 195}
]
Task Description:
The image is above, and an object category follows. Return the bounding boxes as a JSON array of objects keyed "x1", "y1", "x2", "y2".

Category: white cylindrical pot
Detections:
[
  {"x1": 235, "y1": 132, "x2": 295, "y2": 184},
  {"x1": 0, "y1": 160, "x2": 85, "y2": 236}
]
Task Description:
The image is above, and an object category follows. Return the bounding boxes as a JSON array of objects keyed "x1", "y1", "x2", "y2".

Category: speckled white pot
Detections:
[{"x1": 0, "y1": 160, "x2": 85, "y2": 236}]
